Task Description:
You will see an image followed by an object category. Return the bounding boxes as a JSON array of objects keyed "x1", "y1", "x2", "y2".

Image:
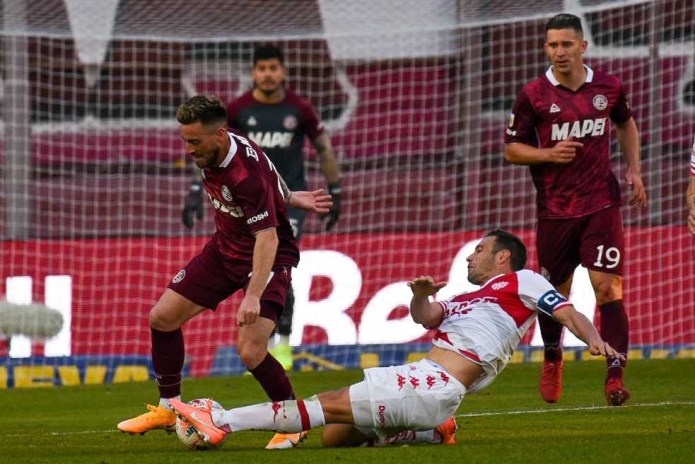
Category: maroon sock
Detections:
[
  {"x1": 599, "y1": 300, "x2": 629, "y2": 379},
  {"x1": 538, "y1": 312, "x2": 564, "y2": 360},
  {"x1": 249, "y1": 352, "x2": 295, "y2": 401},
  {"x1": 151, "y1": 328, "x2": 184, "y2": 398}
]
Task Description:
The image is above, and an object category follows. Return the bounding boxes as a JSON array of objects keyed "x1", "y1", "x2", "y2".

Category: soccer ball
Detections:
[{"x1": 175, "y1": 398, "x2": 226, "y2": 450}]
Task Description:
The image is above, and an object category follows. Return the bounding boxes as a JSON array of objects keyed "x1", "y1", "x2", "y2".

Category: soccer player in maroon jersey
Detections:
[
  {"x1": 166, "y1": 230, "x2": 623, "y2": 449},
  {"x1": 118, "y1": 95, "x2": 332, "y2": 449},
  {"x1": 687, "y1": 136, "x2": 695, "y2": 235},
  {"x1": 503, "y1": 13, "x2": 647, "y2": 406},
  {"x1": 182, "y1": 45, "x2": 342, "y2": 375}
]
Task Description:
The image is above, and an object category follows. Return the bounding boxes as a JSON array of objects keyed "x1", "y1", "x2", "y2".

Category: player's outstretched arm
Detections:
[
  {"x1": 288, "y1": 189, "x2": 333, "y2": 214},
  {"x1": 408, "y1": 276, "x2": 447, "y2": 327},
  {"x1": 552, "y1": 305, "x2": 624, "y2": 359}
]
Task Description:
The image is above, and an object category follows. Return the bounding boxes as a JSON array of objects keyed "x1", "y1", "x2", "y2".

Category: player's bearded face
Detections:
[
  {"x1": 544, "y1": 28, "x2": 587, "y2": 75},
  {"x1": 252, "y1": 58, "x2": 286, "y2": 95},
  {"x1": 180, "y1": 122, "x2": 225, "y2": 169},
  {"x1": 466, "y1": 237, "x2": 497, "y2": 285}
]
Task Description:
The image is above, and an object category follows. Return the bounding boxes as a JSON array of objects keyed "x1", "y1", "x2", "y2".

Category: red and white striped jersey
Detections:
[
  {"x1": 690, "y1": 136, "x2": 695, "y2": 177},
  {"x1": 432, "y1": 269, "x2": 571, "y2": 392}
]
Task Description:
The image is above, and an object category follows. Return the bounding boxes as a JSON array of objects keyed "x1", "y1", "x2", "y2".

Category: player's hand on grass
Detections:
[
  {"x1": 182, "y1": 181, "x2": 205, "y2": 228},
  {"x1": 408, "y1": 276, "x2": 447, "y2": 297},
  {"x1": 625, "y1": 171, "x2": 647, "y2": 208}
]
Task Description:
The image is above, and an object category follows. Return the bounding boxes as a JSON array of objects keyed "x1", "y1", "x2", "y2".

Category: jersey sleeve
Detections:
[
  {"x1": 504, "y1": 88, "x2": 539, "y2": 147},
  {"x1": 234, "y1": 171, "x2": 280, "y2": 234},
  {"x1": 609, "y1": 78, "x2": 633, "y2": 124},
  {"x1": 516, "y1": 270, "x2": 572, "y2": 317},
  {"x1": 690, "y1": 136, "x2": 695, "y2": 177},
  {"x1": 299, "y1": 99, "x2": 325, "y2": 141},
  {"x1": 226, "y1": 99, "x2": 242, "y2": 131}
]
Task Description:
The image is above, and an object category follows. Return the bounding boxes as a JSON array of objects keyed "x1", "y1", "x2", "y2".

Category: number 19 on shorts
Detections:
[{"x1": 593, "y1": 245, "x2": 621, "y2": 269}]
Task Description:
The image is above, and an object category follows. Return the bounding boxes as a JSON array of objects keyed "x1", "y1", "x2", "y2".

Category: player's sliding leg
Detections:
[
  {"x1": 237, "y1": 306, "x2": 308, "y2": 449},
  {"x1": 171, "y1": 395, "x2": 327, "y2": 447},
  {"x1": 321, "y1": 417, "x2": 457, "y2": 447}
]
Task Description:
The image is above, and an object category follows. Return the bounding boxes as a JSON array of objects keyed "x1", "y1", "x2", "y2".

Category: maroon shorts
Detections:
[
  {"x1": 536, "y1": 206, "x2": 625, "y2": 286},
  {"x1": 167, "y1": 241, "x2": 292, "y2": 323}
]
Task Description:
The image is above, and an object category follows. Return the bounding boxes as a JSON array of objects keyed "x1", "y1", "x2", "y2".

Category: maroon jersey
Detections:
[
  {"x1": 504, "y1": 66, "x2": 633, "y2": 219},
  {"x1": 227, "y1": 89, "x2": 324, "y2": 191},
  {"x1": 200, "y1": 131, "x2": 299, "y2": 267}
]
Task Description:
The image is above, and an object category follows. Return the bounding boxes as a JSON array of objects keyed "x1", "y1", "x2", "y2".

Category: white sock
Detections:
[
  {"x1": 212, "y1": 395, "x2": 325, "y2": 433},
  {"x1": 375, "y1": 429, "x2": 438, "y2": 446},
  {"x1": 159, "y1": 396, "x2": 181, "y2": 410}
]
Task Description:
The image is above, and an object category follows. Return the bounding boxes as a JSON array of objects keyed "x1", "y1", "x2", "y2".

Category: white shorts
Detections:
[{"x1": 349, "y1": 359, "x2": 466, "y2": 432}]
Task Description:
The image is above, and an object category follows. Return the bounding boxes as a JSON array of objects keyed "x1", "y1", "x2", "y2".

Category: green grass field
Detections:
[{"x1": 1, "y1": 358, "x2": 693, "y2": 464}]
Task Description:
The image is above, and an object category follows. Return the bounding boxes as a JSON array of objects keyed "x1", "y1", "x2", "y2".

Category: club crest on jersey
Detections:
[
  {"x1": 283, "y1": 115, "x2": 298, "y2": 130},
  {"x1": 221, "y1": 185, "x2": 233, "y2": 202},
  {"x1": 593, "y1": 94, "x2": 608, "y2": 110},
  {"x1": 491, "y1": 281, "x2": 509, "y2": 290}
]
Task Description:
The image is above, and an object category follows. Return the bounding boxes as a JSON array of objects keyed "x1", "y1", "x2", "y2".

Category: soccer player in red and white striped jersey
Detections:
[{"x1": 168, "y1": 230, "x2": 623, "y2": 448}]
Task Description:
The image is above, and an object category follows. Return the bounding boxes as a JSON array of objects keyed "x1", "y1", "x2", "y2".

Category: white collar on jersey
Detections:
[
  {"x1": 545, "y1": 64, "x2": 594, "y2": 86},
  {"x1": 218, "y1": 133, "x2": 238, "y2": 168}
]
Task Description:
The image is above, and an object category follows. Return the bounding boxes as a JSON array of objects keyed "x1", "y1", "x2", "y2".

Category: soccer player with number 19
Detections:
[{"x1": 504, "y1": 14, "x2": 647, "y2": 405}]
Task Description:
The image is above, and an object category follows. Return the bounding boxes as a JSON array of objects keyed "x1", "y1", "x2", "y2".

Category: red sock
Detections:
[
  {"x1": 599, "y1": 300, "x2": 629, "y2": 379},
  {"x1": 250, "y1": 352, "x2": 295, "y2": 401},
  {"x1": 538, "y1": 312, "x2": 564, "y2": 360}
]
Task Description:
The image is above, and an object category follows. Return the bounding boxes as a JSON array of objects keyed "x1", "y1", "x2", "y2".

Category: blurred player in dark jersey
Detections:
[
  {"x1": 119, "y1": 95, "x2": 332, "y2": 450},
  {"x1": 504, "y1": 14, "x2": 647, "y2": 406},
  {"x1": 182, "y1": 45, "x2": 342, "y2": 373}
]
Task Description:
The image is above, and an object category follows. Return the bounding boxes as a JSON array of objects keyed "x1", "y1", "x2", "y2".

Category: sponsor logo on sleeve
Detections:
[{"x1": 172, "y1": 269, "x2": 186, "y2": 283}]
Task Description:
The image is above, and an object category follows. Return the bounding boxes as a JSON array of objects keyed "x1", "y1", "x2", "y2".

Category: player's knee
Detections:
[
  {"x1": 148, "y1": 307, "x2": 178, "y2": 331},
  {"x1": 237, "y1": 340, "x2": 267, "y2": 368},
  {"x1": 594, "y1": 278, "x2": 622, "y2": 304}
]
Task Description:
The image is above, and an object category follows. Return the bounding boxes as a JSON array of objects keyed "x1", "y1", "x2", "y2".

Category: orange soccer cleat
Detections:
[
  {"x1": 436, "y1": 416, "x2": 459, "y2": 445},
  {"x1": 265, "y1": 431, "x2": 309, "y2": 450},
  {"x1": 170, "y1": 398, "x2": 228, "y2": 446},
  {"x1": 117, "y1": 404, "x2": 177, "y2": 435}
]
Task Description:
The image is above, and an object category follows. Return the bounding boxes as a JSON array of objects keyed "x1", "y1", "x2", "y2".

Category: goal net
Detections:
[{"x1": 1, "y1": 0, "x2": 693, "y2": 387}]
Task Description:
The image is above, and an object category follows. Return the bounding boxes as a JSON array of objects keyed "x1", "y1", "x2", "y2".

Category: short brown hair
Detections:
[
  {"x1": 176, "y1": 95, "x2": 227, "y2": 127},
  {"x1": 485, "y1": 229, "x2": 527, "y2": 271}
]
